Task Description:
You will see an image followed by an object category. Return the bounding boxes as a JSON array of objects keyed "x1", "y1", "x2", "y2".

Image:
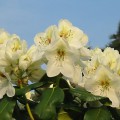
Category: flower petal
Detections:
[
  {"x1": 6, "y1": 82, "x2": 15, "y2": 97},
  {"x1": 0, "y1": 87, "x2": 7, "y2": 99},
  {"x1": 107, "y1": 88, "x2": 119, "y2": 107},
  {"x1": 61, "y1": 58, "x2": 74, "y2": 78},
  {"x1": 46, "y1": 60, "x2": 60, "y2": 77}
]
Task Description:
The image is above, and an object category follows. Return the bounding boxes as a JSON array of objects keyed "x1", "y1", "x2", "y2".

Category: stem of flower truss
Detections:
[{"x1": 18, "y1": 79, "x2": 35, "y2": 120}]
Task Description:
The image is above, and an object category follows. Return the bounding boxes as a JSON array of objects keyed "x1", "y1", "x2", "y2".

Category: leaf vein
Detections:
[{"x1": 0, "y1": 102, "x2": 9, "y2": 114}]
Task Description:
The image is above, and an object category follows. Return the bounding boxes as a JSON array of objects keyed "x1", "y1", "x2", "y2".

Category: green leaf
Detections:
[
  {"x1": 63, "y1": 103, "x2": 81, "y2": 112},
  {"x1": 108, "y1": 107, "x2": 120, "y2": 120},
  {"x1": 15, "y1": 81, "x2": 46, "y2": 96},
  {"x1": 34, "y1": 87, "x2": 64, "y2": 120},
  {"x1": 0, "y1": 97, "x2": 16, "y2": 120},
  {"x1": 58, "y1": 110, "x2": 72, "y2": 120},
  {"x1": 84, "y1": 107, "x2": 112, "y2": 120},
  {"x1": 70, "y1": 87, "x2": 111, "y2": 103}
]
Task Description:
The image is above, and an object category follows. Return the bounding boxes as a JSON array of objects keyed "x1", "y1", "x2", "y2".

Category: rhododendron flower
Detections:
[
  {"x1": 102, "y1": 47, "x2": 120, "y2": 70},
  {"x1": 34, "y1": 25, "x2": 57, "y2": 50},
  {"x1": 114, "y1": 58, "x2": 120, "y2": 76},
  {"x1": 58, "y1": 19, "x2": 88, "y2": 49},
  {"x1": 69, "y1": 65, "x2": 82, "y2": 85},
  {"x1": 84, "y1": 56, "x2": 100, "y2": 76},
  {"x1": 91, "y1": 48, "x2": 103, "y2": 57},
  {"x1": 5, "y1": 34, "x2": 27, "y2": 63},
  {"x1": 84, "y1": 65, "x2": 120, "y2": 107},
  {"x1": 19, "y1": 45, "x2": 43, "y2": 70},
  {"x1": 0, "y1": 68, "x2": 15, "y2": 99},
  {"x1": 45, "y1": 38, "x2": 79, "y2": 78},
  {"x1": 0, "y1": 29, "x2": 10, "y2": 48}
]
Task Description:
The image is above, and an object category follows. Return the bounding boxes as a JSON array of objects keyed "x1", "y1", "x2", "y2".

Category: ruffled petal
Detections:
[
  {"x1": 61, "y1": 58, "x2": 74, "y2": 78},
  {"x1": 46, "y1": 60, "x2": 60, "y2": 77},
  {"x1": 107, "y1": 88, "x2": 119, "y2": 107},
  {"x1": 0, "y1": 87, "x2": 7, "y2": 99},
  {"x1": 6, "y1": 82, "x2": 15, "y2": 97}
]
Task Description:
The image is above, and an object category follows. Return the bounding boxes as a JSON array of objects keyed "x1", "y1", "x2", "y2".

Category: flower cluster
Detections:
[
  {"x1": 1, "y1": 19, "x2": 120, "y2": 109},
  {"x1": 0, "y1": 29, "x2": 44, "y2": 98},
  {"x1": 83, "y1": 47, "x2": 120, "y2": 107},
  {"x1": 34, "y1": 19, "x2": 89, "y2": 81}
]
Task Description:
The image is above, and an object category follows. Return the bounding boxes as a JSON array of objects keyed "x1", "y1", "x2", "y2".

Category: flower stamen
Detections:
[{"x1": 57, "y1": 49, "x2": 65, "y2": 61}]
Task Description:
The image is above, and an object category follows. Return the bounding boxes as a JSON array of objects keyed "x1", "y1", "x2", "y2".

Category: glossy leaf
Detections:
[
  {"x1": 70, "y1": 87, "x2": 111, "y2": 103},
  {"x1": 15, "y1": 81, "x2": 46, "y2": 96},
  {"x1": 34, "y1": 87, "x2": 64, "y2": 120},
  {"x1": 58, "y1": 110, "x2": 72, "y2": 120},
  {"x1": 0, "y1": 97, "x2": 16, "y2": 120},
  {"x1": 84, "y1": 107, "x2": 112, "y2": 120}
]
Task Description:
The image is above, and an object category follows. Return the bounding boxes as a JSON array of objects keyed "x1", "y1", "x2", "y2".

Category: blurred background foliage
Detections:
[{"x1": 107, "y1": 22, "x2": 120, "y2": 52}]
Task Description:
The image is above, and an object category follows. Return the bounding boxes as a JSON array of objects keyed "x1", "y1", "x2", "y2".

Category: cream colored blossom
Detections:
[
  {"x1": 45, "y1": 38, "x2": 79, "y2": 78},
  {"x1": 58, "y1": 19, "x2": 88, "y2": 49},
  {"x1": 0, "y1": 29, "x2": 10, "y2": 48},
  {"x1": 19, "y1": 45, "x2": 43, "y2": 70},
  {"x1": 69, "y1": 65, "x2": 82, "y2": 85},
  {"x1": 34, "y1": 25, "x2": 57, "y2": 50},
  {"x1": 84, "y1": 65, "x2": 120, "y2": 107},
  {"x1": 102, "y1": 47, "x2": 119, "y2": 70},
  {"x1": 0, "y1": 68, "x2": 15, "y2": 99},
  {"x1": 5, "y1": 34, "x2": 27, "y2": 63},
  {"x1": 113, "y1": 57, "x2": 120, "y2": 76}
]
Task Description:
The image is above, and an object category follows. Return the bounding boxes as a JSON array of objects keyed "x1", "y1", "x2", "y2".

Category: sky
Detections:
[{"x1": 0, "y1": 0, "x2": 120, "y2": 48}]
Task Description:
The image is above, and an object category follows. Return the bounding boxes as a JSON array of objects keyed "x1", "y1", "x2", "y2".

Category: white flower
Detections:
[
  {"x1": 5, "y1": 34, "x2": 27, "y2": 64},
  {"x1": 0, "y1": 68, "x2": 15, "y2": 99},
  {"x1": 83, "y1": 48, "x2": 104, "y2": 76},
  {"x1": 19, "y1": 54, "x2": 31, "y2": 71},
  {"x1": 0, "y1": 30, "x2": 11, "y2": 67},
  {"x1": 84, "y1": 65, "x2": 120, "y2": 107},
  {"x1": 91, "y1": 48, "x2": 103, "y2": 57},
  {"x1": 58, "y1": 19, "x2": 88, "y2": 49},
  {"x1": 19, "y1": 45, "x2": 43, "y2": 70},
  {"x1": 79, "y1": 47, "x2": 91, "y2": 60},
  {"x1": 0, "y1": 50, "x2": 11, "y2": 67},
  {"x1": 45, "y1": 38, "x2": 79, "y2": 78},
  {"x1": 0, "y1": 29, "x2": 10, "y2": 49},
  {"x1": 34, "y1": 25, "x2": 57, "y2": 50},
  {"x1": 114, "y1": 58, "x2": 120, "y2": 76},
  {"x1": 69, "y1": 65, "x2": 82, "y2": 85},
  {"x1": 84, "y1": 56, "x2": 100, "y2": 76},
  {"x1": 102, "y1": 47, "x2": 120, "y2": 70}
]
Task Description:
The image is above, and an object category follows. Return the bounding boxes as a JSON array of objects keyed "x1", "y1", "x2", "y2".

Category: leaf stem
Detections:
[
  {"x1": 26, "y1": 103, "x2": 34, "y2": 120},
  {"x1": 18, "y1": 79, "x2": 35, "y2": 120}
]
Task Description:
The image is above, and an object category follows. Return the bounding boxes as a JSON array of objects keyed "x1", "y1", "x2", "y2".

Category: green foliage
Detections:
[
  {"x1": 58, "y1": 109, "x2": 72, "y2": 120},
  {"x1": 107, "y1": 22, "x2": 120, "y2": 52},
  {"x1": 84, "y1": 107, "x2": 112, "y2": 120},
  {"x1": 0, "y1": 75, "x2": 120, "y2": 120},
  {"x1": 0, "y1": 97, "x2": 16, "y2": 120},
  {"x1": 70, "y1": 87, "x2": 111, "y2": 103},
  {"x1": 34, "y1": 87, "x2": 64, "y2": 120},
  {"x1": 15, "y1": 81, "x2": 46, "y2": 96}
]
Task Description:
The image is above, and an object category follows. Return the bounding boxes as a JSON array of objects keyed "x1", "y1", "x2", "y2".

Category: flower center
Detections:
[
  {"x1": 57, "y1": 49, "x2": 65, "y2": 61},
  {"x1": 59, "y1": 29, "x2": 72, "y2": 39},
  {"x1": 12, "y1": 41, "x2": 21, "y2": 52},
  {"x1": 0, "y1": 73, "x2": 6, "y2": 78},
  {"x1": 45, "y1": 38, "x2": 51, "y2": 45},
  {"x1": 39, "y1": 36, "x2": 51, "y2": 46},
  {"x1": 100, "y1": 78, "x2": 110, "y2": 91},
  {"x1": 101, "y1": 80, "x2": 109, "y2": 87},
  {"x1": 24, "y1": 55, "x2": 31, "y2": 62}
]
